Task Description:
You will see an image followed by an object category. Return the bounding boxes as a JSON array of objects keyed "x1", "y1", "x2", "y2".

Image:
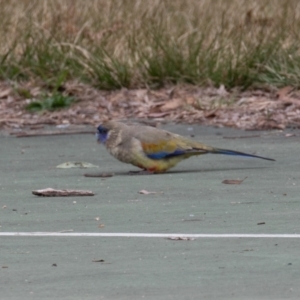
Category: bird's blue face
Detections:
[{"x1": 96, "y1": 125, "x2": 109, "y2": 144}]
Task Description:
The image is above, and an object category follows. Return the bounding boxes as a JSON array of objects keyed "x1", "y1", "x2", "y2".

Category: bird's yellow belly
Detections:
[{"x1": 133, "y1": 156, "x2": 186, "y2": 173}]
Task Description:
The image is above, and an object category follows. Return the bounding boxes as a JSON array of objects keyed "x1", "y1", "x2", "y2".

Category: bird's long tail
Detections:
[{"x1": 210, "y1": 148, "x2": 275, "y2": 161}]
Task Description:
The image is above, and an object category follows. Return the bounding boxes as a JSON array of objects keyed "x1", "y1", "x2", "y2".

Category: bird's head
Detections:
[
  {"x1": 96, "y1": 121, "x2": 123, "y2": 144},
  {"x1": 96, "y1": 124, "x2": 110, "y2": 144}
]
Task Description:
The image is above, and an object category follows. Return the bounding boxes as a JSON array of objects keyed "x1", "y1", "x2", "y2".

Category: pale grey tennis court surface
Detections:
[{"x1": 1, "y1": 124, "x2": 300, "y2": 299}]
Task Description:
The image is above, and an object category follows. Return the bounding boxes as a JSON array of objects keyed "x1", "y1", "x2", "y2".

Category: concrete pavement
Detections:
[{"x1": 1, "y1": 124, "x2": 299, "y2": 299}]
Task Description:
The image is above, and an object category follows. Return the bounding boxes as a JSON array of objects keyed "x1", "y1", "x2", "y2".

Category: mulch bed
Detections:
[{"x1": 1, "y1": 81, "x2": 300, "y2": 132}]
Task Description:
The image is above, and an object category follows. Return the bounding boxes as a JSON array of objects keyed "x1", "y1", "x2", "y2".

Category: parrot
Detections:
[{"x1": 96, "y1": 121, "x2": 275, "y2": 174}]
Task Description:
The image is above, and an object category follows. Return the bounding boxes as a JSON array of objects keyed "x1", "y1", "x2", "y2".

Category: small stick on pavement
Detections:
[
  {"x1": 32, "y1": 188, "x2": 94, "y2": 197},
  {"x1": 13, "y1": 130, "x2": 94, "y2": 138}
]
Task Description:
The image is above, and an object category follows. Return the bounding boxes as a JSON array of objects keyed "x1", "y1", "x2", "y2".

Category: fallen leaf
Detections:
[
  {"x1": 285, "y1": 133, "x2": 295, "y2": 137},
  {"x1": 147, "y1": 112, "x2": 169, "y2": 118},
  {"x1": 204, "y1": 110, "x2": 217, "y2": 118},
  {"x1": 138, "y1": 190, "x2": 157, "y2": 195},
  {"x1": 159, "y1": 98, "x2": 184, "y2": 112},
  {"x1": 222, "y1": 177, "x2": 247, "y2": 185},
  {"x1": 185, "y1": 96, "x2": 196, "y2": 105},
  {"x1": 276, "y1": 86, "x2": 300, "y2": 106},
  {"x1": 32, "y1": 188, "x2": 94, "y2": 197},
  {"x1": 276, "y1": 86, "x2": 293, "y2": 100},
  {"x1": 0, "y1": 89, "x2": 11, "y2": 99},
  {"x1": 217, "y1": 84, "x2": 229, "y2": 97},
  {"x1": 56, "y1": 162, "x2": 99, "y2": 168}
]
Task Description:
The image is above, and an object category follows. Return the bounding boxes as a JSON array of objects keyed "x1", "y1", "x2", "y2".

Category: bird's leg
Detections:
[{"x1": 128, "y1": 169, "x2": 155, "y2": 175}]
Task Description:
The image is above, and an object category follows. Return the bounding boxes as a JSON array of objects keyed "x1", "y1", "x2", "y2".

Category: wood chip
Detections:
[
  {"x1": 32, "y1": 188, "x2": 94, "y2": 197},
  {"x1": 138, "y1": 189, "x2": 157, "y2": 195},
  {"x1": 222, "y1": 177, "x2": 247, "y2": 185},
  {"x1": 56, "y1": 162, "x2": 98, "y2": 169}
]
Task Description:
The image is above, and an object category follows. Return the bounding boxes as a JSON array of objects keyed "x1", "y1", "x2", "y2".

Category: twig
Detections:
[
  {"x1": 32, "y1": 188, "x2": 94, "y2": 197},
  {"x1": 12, "y1": 130, "x2": 94, "y2": 138}
]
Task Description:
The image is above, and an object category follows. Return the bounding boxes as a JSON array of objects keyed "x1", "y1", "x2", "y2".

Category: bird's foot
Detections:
[{"x1": 128, "y1": 170, "x2": 155, "y2": 175}]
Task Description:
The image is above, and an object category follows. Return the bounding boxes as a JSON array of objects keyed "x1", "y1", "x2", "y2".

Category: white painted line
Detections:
[{"x1": 0, "y1": 232, "x2": 300, "y2": 238}]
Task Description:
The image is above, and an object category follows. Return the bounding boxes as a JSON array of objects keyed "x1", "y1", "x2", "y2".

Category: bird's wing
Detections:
[{"x1": 130, "y1": 126, "x2": 208, "y2": 159}]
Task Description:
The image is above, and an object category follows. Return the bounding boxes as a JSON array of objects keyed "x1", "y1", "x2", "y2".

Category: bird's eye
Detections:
[{"x1": 97, "y1": 125, "x2": 108, "y2": 134}]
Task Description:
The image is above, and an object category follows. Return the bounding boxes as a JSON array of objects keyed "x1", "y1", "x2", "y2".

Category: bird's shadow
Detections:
[{"x1": 85, "y1": 166, "x2": 271, "y2": 177}]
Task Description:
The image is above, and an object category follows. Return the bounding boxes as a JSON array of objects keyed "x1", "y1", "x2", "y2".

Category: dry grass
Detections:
[
  {"x1": 1, "y1": 1, "x2": 300, "y2": 131},
  {"x1": 1, "y1": 0, "x2": 300, "y2": 89}
]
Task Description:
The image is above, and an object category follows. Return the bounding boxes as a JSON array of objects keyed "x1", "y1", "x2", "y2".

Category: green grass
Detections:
[
  {"x1": 25, "y1": 93, "x2": 74, "y2": 112},
  {"x1": 0, "y1": 0, "x2": 300, "y2": 90},
  {"x1": 23, "y1": 65, "x2": 75, "y2": 112}
]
